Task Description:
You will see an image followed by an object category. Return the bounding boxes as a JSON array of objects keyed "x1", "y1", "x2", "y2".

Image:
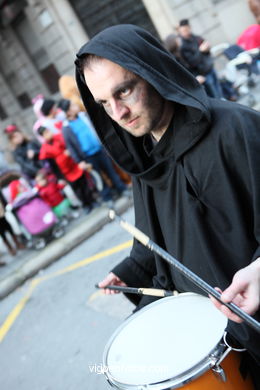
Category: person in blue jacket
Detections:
[{"x1": 60, "y1": 98, "x2": 130, "y2": 201}]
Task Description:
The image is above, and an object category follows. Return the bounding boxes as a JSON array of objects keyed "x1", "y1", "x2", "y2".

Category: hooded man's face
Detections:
[{"x1": 84, "y1": 58, "x2": 170, "y2": 139}]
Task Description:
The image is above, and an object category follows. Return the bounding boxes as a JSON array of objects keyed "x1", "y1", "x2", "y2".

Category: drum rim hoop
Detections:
[
  {"x1": 105, "y1": 350, "x2": 219, "y2": 389},
  {"x1": 103, "y1": 293, "x2": 227, "y2": 389}
]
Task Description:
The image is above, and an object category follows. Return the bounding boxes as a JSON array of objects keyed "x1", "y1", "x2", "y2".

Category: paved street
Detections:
[{"x1": 0, "y1": 208, "x2": 135, "y2": 390}]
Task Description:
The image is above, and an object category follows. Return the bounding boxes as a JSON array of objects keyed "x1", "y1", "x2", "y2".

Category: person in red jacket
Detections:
[{"x1": 38, "y1": 126, "x2": 96, "y2": 212}]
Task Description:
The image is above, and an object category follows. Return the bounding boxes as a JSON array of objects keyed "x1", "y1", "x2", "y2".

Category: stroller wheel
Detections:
[
  {"x1": 53, "y1": 225, "x2": 65, "y2": 239},
  {"x1": 26, "y1": 240, "x2": 34, "y2": 249},
  {"x1": 60, "y1": 217, "x2": 69, "y2": 227},
  {"x1": 70, "y1": 209, "x2": 81, "y2": 219},
  {"x1": 34, "y1": 238, "x2": 47, "y2": 250}
]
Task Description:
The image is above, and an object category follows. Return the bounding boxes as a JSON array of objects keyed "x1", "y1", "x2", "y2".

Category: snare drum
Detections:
[{"x1": 103, "y1": 293, "x2": 254, "y2": 389}]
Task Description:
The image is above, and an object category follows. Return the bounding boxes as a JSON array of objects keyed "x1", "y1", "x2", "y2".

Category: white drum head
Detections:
[{"x1": 103, "y1": 293, "x2": 227, "y2": 387}]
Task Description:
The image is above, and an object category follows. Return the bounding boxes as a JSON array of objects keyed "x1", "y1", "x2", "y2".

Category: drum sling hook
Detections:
[{"x1": 210, "y1": 331, "x2": 246, "y2": 382}]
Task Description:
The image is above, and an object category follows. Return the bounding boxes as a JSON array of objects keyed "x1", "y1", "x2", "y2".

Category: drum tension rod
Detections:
[{"x1": 210, "y1": 331, "x2": 246, "y2": 383}]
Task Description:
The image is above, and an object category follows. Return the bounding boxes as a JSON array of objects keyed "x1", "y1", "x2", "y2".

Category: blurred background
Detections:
[
  {"x1": 0, "y1": 2, "x2": 259, "y2": 388},
  {"x1": 0, "y1": 1, "x2": 257, "y2": 145}
]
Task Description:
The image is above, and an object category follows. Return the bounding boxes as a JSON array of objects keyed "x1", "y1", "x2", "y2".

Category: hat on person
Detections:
[
  {"x1": 179, "y1": 19, "x2": 190, "y2": 26},
  {"x1": 58, "y1": 98, "x2": 71, "y2": 112},
  {"x1": 41, "y1": 99, "x2": 56, "y2": 116},
  {"x1": 4, "y1": 124, "x2": 18, "y2": 134}
]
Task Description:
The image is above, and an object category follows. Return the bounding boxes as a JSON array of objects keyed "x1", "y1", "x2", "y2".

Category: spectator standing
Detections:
[
  {"x1": 5, "y1": 124, "x2": 44, "y2": 182},
  {"x1": 59, "y1": 99, "x2": 130, "y2": 200},
  {"x1": 163, "y1": 33, "x2": 238, "y2": 102},
  {"x1": 178, "y1": 19, "x2": 223, "y2": 98}
]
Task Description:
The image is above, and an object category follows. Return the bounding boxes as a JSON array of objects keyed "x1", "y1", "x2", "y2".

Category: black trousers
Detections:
[
  {"x1": 246, "y1": 353, "x2": 260, "y2": 390},
  {"x1": 69, "y1": 174, "x2": 94, "y2": 207},
  {"x1": 0, "y1": 217, "x2": 14, "y2": 238}
]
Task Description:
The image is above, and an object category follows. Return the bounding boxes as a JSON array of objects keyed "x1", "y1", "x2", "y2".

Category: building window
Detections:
[
  {"x1": 0, "y1": 102, "x2": 8, "y2": 120},
  {"x1": 17, "y1": 92, "x2": 31, "y2": 109},
  {"x1": 40, "y1": 64, "x2": 60, "y2": 94},
  {"x1": 13, "y1": 12, "x2": 59, "y2": 94}
]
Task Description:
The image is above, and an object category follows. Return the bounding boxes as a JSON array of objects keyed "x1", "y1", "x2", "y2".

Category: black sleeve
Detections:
[
  {"x1": 47, "y1": 159, "x2": 64, "y2": 180},
  {"x1": 111, "y1": 177, "x2": 156, "y2": 287},
  {"x1": 180, "y1": 41, "x2": 202, "y2": 68},
  {"x1": 62, "y1": 126, "x2": 84, "y2": 163},
  {"x1": 112, "y1": 240, "x2": 156, "y2": 287},
  {"x1": 13, "y1": 149, "x2": 37, "y2": 178}
]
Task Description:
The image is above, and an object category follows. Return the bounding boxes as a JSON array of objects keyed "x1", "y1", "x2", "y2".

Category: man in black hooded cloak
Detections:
[{"x1": 75, "y1": 24, "x2": 260, "y2": 387}]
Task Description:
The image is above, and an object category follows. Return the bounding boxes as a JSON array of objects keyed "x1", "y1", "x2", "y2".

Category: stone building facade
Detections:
[{"x1": 0, "y1": 0, "x2": 255, "y2": 159}]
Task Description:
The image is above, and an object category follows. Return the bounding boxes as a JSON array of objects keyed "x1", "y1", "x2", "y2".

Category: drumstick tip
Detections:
[{"x1": 109, "y1": 209, "x2": 116, "y2": 220}]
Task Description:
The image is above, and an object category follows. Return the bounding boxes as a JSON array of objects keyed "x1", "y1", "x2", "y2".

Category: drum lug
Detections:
[{"x1": 211, "y1": 364, "x2": 227, "y2": 382}]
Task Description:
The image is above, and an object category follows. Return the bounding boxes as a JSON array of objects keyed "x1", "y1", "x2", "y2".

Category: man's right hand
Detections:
[
  {"x1": 98, "y1": 272, "x2": 127, "y2": 295},
  {"x1": 209, "y1": 258, "x2": 260, "y2": 322}
]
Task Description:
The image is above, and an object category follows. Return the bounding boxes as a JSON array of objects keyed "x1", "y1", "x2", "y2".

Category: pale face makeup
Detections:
[{"x1": 84, "y1": 58, "x2": 173, "y2": 140}]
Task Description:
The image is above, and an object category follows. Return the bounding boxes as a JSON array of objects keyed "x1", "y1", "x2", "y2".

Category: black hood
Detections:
[{"x1": 75, "y1": 24, "x2": 211, "y2": 184}]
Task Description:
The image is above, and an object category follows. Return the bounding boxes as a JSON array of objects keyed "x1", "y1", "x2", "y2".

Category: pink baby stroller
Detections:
[{"x1": 0, "y1": 170, "x2": 64, "y2": 249}]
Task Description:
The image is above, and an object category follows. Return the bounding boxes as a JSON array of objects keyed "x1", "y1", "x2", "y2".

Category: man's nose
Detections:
[{"x1": 110, "y1": 100, "x2": 129, "y2": 121}]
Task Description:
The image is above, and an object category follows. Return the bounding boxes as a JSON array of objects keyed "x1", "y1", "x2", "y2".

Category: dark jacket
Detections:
[
  {"x1": 62, "y1": 125, "x2": 86, "y2": 163},
  {"x1": 179, "y1": 34, "x2": 213, "y2": 76},
  {"x1": 75, "y1": 24, "x2": 260, "y2": 365},
  {"x1": 13, "y1": 140, "x2": 43, "y2": 179}
]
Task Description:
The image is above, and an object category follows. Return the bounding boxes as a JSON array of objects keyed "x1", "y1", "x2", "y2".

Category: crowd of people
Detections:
[
  {"x1": 0, "y1": 90, "x2": 132, "y2": 262},
  {"x1": 163, "y1": 18, "x2": 259, "y2": 102}
]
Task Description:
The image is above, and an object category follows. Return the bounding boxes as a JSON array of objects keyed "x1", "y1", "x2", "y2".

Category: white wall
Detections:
[{"x1": 143, "y1": 0, "x2": 256, "y2": 44}]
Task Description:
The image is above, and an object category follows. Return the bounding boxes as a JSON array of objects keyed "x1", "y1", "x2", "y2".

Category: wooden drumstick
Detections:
[
  {"x1": 108, "y1": 210, "x2": 260, "y2": 333},
  {"x1": 95, "y1": 284, "x2": 179, "y2": 297}
]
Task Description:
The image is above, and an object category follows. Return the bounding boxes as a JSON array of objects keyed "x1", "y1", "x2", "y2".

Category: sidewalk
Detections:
[{"x1": 0, "y1": 196, "x2": 133, "y2": 300}]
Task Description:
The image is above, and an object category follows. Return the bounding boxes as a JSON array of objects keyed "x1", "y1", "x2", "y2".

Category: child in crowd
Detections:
[
  {"x1": 40, "y1": 98, "x2": 66, "y2": 134},
  {"x1": 34, "y1": 169, "x2": 78, "y2": 219},
  {"x1": 37, "y1": 126, "x2": 97, "y2": 213}
]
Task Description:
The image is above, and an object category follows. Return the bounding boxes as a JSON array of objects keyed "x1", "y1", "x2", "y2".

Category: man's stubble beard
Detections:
[{"x1": 122, "y1": 84, "x2": 167, "y2": 137}]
